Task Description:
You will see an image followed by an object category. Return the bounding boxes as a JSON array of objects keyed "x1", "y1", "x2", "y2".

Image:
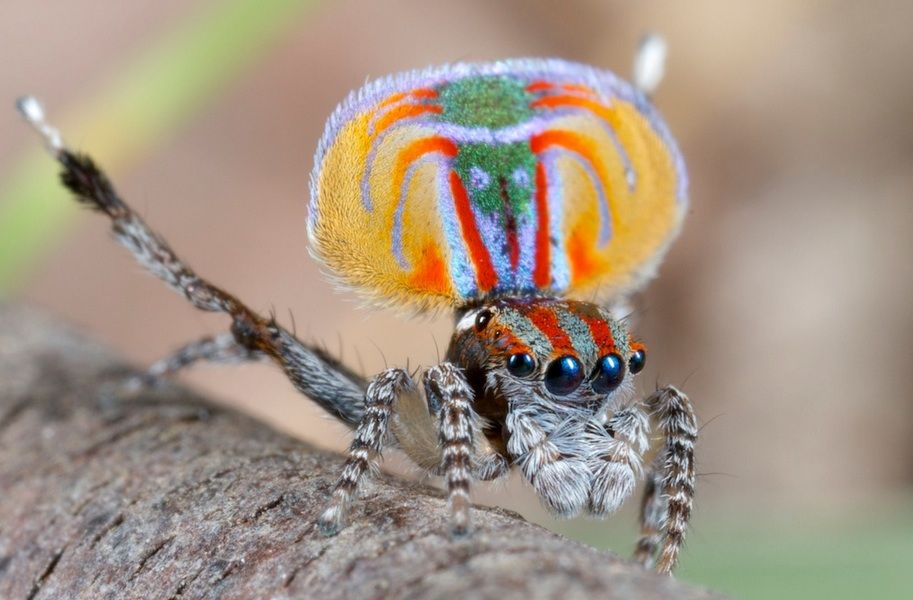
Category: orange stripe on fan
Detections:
[
  {"x1": 449, "y1": 171, "x2": 498, "y2": 292},
  {"x1": 391, "y1": 137, "x2": 458, "y2": 207},
  {"x1": 529, "y1": 129, "x2": 610, "y2": 195},
  {"x1": 378, "y1": 92, "x2": 407, "y2": 108},
  {"x1": 561, "y1": 83, "x2": 596, "y2": 95},
  {"x1": 533, "y1": 162, "x2": 551, "y2": 288},
  {"x1": 530, "y1": 129, "x2": 611, "y2": 284},
  {"x1": 530, "y1": 94, "x2": 622, "y2": 130},
  {"x1": 526, "y1": 80, "x2": 554, "y2": 92},
  {"x1": 373, "y1": 103, "x2": 442, "y2": 137},
  {"x1": 410, "y1": 88, "x2": 438, "y2": 99}
]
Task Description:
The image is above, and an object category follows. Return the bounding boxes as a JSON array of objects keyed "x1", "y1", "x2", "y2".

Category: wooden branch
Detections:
[{"x1": 0, "y1": 304, "x2": 722, "y2": 599}]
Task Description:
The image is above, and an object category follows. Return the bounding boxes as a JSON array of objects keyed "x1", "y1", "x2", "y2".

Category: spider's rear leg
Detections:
[
  {"x1": 125, "y1": 333, "x2": 266, "y2": 391},
  {"x1": 635, "y1": 385, "x2": 698, "y2": 574}
]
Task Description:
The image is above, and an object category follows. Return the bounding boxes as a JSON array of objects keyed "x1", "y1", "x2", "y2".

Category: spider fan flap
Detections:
[{"x1": 308, "y1": 58, "x2": 687, "y2": 312}]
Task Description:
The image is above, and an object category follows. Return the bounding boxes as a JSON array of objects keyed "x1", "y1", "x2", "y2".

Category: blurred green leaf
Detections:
[
  {"x1": 552, "y1": 496, "x2": 913, "y2": 599},
  {"x1": 0, "y1": 0, "x2": 318, "y2": 293}
]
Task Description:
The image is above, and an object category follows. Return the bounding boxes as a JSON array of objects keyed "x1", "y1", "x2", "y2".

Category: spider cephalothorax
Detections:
[
  {"x1": 19, "y1": 40, "x2": 697, "y2": 575},
  {"x1": 445, "y1": 298, "x2": 648, "y2": 517}
]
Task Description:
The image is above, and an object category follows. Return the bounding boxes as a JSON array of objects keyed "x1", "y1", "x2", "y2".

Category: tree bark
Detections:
[{"x1": 0, "y1": 304, "x2": 722, "y2": 600}]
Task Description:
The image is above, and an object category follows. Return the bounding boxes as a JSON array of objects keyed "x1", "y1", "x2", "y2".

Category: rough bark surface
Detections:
[{"x1": 0, "y1": 304, "x2": 722, "y2": 600}]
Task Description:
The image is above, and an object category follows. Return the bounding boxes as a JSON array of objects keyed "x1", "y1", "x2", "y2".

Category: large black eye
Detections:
[
  {"x1": 629, "y1": 349, "x2": 646, "y2": 374},
  {"x1": 475, "y1": 309, "x2": 493, "y2": 331},
  {"x1": 592, "y1": 353, "x2": 625, "y2": 394},
  {"x1": 544, "y1": 355, "x2": 584, "y2": 396},
  {"x1": 507, "y1": 352, "x2": 536, "y2": 377}
]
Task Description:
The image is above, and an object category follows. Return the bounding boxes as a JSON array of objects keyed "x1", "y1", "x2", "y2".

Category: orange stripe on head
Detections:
[
  {"x1": 449, "y1": 171, "x2": 498, "y2": 292},
  {"x1": 533, "y1": 162, "x2": 551, "y2": 288},
  {"x1": 522, "y1": 304, "x2": 575, "y2": 356},
  {"x1": 574, "y1": 309, "x2": 617, "y2": 355},
  {"x1": 373, "y1": 103, "x2": 443, "y2": 137}
]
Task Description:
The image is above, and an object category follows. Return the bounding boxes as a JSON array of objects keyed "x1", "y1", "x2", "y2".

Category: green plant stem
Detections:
[{"x1": 0, "y1": 0, "x2": 318, "y2": 293}]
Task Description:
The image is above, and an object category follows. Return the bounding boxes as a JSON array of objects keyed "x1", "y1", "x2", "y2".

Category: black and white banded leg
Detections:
[
  {"x1": 586, "y1": 404, "x2": 649, "y2": 516},
  {"x1": 317, "y1": 368, "x2": 413, "y2": 535},
  {"x1": 634, "y1": 455, "x2": 666, "y2": 570},
  {"x1": 124, "y1": 333, "x2": 265, "y2": 391},
  {"x1": 423, "y1": 364, "x2": 478, "y2": 535},
  {"x1": 636, "y1": 385, "x2": 698, "y2": 574},
  {"x1": 16, "y1": 97, "x2": 368, "y2": 429}
]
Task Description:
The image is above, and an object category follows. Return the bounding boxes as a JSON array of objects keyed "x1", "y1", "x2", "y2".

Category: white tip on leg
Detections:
[
  {"x1": 15, "y1": 95, "x2": 64, "y2": 153},
  {"x1": 16, "y1": 95, "x2": 45, "y2": 123},
  {"x1": 632, "y1": 33, "x2": 668, "y2": 96}
]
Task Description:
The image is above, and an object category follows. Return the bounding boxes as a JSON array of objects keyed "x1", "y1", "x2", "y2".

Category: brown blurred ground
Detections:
[{"x1": 2, "y1": 0, "x2": 912, "y2": 528}]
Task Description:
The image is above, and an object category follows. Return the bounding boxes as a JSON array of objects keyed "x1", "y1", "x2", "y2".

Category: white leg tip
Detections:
[
  {"x1": 15, "y1": 95, "x2": 63, "y2": 153},
  {"x1": 16, "y1": 96, "x2": 45, "y2": 123},
  {"x1": 633, "y1": 33, "x2": 668, "y2": 96}
]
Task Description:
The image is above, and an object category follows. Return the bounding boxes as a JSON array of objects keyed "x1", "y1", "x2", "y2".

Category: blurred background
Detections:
[{"x1": 1, "y1": 1, "x2": 911, "y2": 597}]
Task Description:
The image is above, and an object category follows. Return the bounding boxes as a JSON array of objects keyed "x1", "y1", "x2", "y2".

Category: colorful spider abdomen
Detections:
[{"x1": 309, "y1": 59, "x2": 688, "y2": 311}]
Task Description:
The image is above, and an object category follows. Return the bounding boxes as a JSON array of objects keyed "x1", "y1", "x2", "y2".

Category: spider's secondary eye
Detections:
[
  {"x1": 506, "y1": 352, "x2": 536, "y2": 377},
  {"x1": 592, "y1": 353, "x2": 625, "y2": 394},
  {"x1": 544, "y1": 355, "x2": 584, "y2": 396},
  {"x1": 629, "y1": 349, "x2": 646, "y2": 375},
  {"x1": 475, "y1": 309, "x2": 493, "y2": 331}
]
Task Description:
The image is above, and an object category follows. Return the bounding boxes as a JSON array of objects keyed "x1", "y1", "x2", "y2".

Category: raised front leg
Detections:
[
  {"x1": 318, "y1": 368, "x2": 414, "y2": 535},
  {"x1": 17, "y1": 98, "x2": 368, "y2": 428},
  {"x1": 635, "y1": 385, "x2": 698, "y2": 574}
]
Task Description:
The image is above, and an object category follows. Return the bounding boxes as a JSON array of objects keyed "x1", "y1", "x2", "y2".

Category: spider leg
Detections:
[
  {"x1": 389, "y1": 366, "x2": 508, "y2": 485},
  {"x1": 505, "y1": 406, "x2": 590, "y2": 517},
  {"x1": 422, "y1": 363, "x2": 486, "y2": 535},
  {"x1": 634, "y1": 455, "x2": 666, "y2": 569},
  {"x1": 125, "y1": 333, "x2": 266, "y2": 390},
  {"x1": 586, "y1": 404, "x2": 648, "y2": 516},
  {"x1": 318, "y1": 368, "x2": 412, "y2": 535},
  {"x1": 19, "y1": 102, "x2": 367, "y2": 427},
  {"x1": 635, "y1": 385, "x2": 698, "y2": 574}
]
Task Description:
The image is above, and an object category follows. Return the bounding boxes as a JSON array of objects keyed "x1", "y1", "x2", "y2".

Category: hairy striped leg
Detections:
[
  {"x1": 586, "y1": 405, "x2": 649, "y2": 516},
  {"x1": 124, "y1": 333, "x2": 265, "y2": 391},
  {"x1": 634, "y1": 457, "x2": 666, "y2": 569},
  {"x1": 635, "y1": 386, "x2": 698, "y2": 574},
  {"x1": 17, "y1": 102, "x2": 368, "y2": 428},
  {"x1": 318, "y1": 369, "x2": 413, "y2": 536},
  {"x1": 506, "y1": 406, "x2": 591, "y2": 517},
  {"x1": 423, "y1": 364, "x2": 481, "y2": 535}
]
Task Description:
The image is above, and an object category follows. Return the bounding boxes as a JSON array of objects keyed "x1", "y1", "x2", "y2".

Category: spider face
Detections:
[{"x1": 447, "y1": 297, "x2": 646, "y2": 446}]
